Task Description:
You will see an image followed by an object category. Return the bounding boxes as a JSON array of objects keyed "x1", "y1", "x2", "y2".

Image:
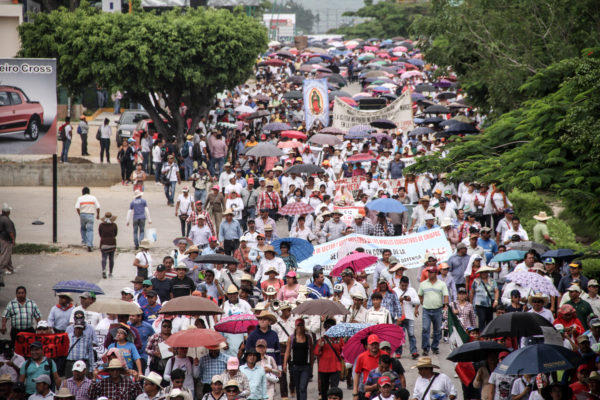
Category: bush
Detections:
[
  {"x1": 583, "y1": 258, "x2": 600, "y2": 281},
  {"x1": 13, "y1": 243, "x2": 59, "y2": 254}
]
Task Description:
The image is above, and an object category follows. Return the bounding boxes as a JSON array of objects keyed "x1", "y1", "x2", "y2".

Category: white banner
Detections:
[
  {"x1": 332, "y1": 91, "x2": 414, "y2": 132},
  {"x1": 297, "y1": 228, "x2": 453, "y2": 274}
]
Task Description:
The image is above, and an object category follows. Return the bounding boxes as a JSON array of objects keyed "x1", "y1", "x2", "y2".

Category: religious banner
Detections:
[
  {"x1": 15, "y1": 332, "x2": 69, "y2": 358},
  {"x1": 303, "y1": 79, "x2": 329, "y2": 129},
  {"x1": 297, "y1": 228, "x2": 452, "y2": 274},
  {"x1": 332, "y1": 91, "x2": 413, "y2": 132}
]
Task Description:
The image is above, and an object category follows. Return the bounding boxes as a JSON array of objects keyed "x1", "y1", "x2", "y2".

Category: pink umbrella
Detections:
[
  {"x1": 278, "y1": 141, "x2": 303, "y2": 149},
  {"x1": 353, "y1": 92, "x2": 372, "y2": 99},
  {"x1": 330, "y1": 253, "x2": 378, "y2": 277},
  {"x1": 279, "y1": 202, "x2": 315, "y2": 216},
  {"x1": 281, "y1": 130, "x2": 307, "y2": 140},
  {"x1": 338, "y1": 97, "x2": 358, "y2": 107},
  {"x1": 214, "y1": 313, "x2": 258, "y2": 334},
  {"x1": 342, "y1": 324, "x2": 405, "y2": 364},
  {"x1": 347, "y1": 153, "x2": 377, "y2": 163},
  {"x1": 393, "y1": 46, "x2": 408, "y2": 52},
  {"x1": 401, "y1": 71, "x2": 422, "y2": 79},
  {"x1": 363, "y1": 46, "x2": 378, "y2": 52}
]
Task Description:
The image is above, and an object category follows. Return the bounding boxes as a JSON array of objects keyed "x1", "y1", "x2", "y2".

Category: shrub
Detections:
[{"x1": 583, "y1": 258, "x2": 600, "y2": 281}]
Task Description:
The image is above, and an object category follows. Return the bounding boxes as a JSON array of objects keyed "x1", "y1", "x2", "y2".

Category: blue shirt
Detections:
[
  {"x1": 20, "y1": 358, "x2": 57, "y2": 395},
  {"x1": 129, "y1": 198, "x2": 147, "y2": 220},
  {"x1": 307, "y1": 282, "x2": 331, "y2": 299},
  {"x1": 417, "y1": 224, "x2": 440, "y2": 232},
  {"x1": 47, "y1": 305, "x2": 73, "y2": 331},
  {"x1": 240, "y1": 364, "x2": 268, "y2": 400},
  {"x1": 218, "y1": 219, "x2": 243, "y2": 241},
  {"x1": 108, "y1": 342, "x2": 140, "y2": 369},
  {"x1": 198, "y1": 352, "x2": 228, "y2": 384},
  {"x1": 128, "y1": 321, "x2": 154, "y2": 357},
  {"x1": 478, "y1": 238, "x2": 498, "y2": 263},
  {"x1": 246, "y1": 328, "x2": 280, "y2": 365}
]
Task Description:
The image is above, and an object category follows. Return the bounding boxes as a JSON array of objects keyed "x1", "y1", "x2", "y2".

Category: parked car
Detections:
[
  {"x1": 0, "y1": 86, "x2": 44, "y2": 141},
  {"x1": 116, "y1": 109, "x2": 149, "y2": 145}
]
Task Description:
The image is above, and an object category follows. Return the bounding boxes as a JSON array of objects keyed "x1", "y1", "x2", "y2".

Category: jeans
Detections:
[
  {"x1": 179, "y1": 217, "x2": 190, "y2": 237},
  {"x1": 81, "y1": 134, "x2": 88, "y2": 155},
  {"x1": 79, "y1": 213, "x2": 94, "y2": 247},
  {"x1": 184, "y1": 157, "x2": 193, "y2": 180},
  {"x1": 422, "y1": 307, "x2": 443, "y2": 352},
  {"x1": 133, "y1": 218, "x2": 146, "y2": 247},
  {"x1": 60, "y1": 139, "x2": 71, "y2": 162},
  {"x1": 100, "y1": 138, "x2": 110, "y2": 162},
  {"x1": 142, "y1": 151, "x2": 150, "y2": 172},
  {"x1": 101, "y1": 250, "x2": 115, "y2": 273},
  {"x1": 114, "y1": 98, "x2": 120, "y2": 114},
  {"x1": 164, "y1": 181, "x2": 176, "y2": 204},
  {"x1": 194, "y1": 189, "x2": 207, "y2": 205},
  {"x1": 401, "y1": 318, "x2": 418, "y2": 355},
  {"x1": 247, "y1": 206, "x2": 256, "y2": 221},
  {"x1": 476, "y1": 305, "x2": 494, "y2": 330},
  {"x1": 291, "y1": 364, "x2": 311, "y2": 400},
  {"x1": 154, "y1": 162, "x2": 162, "y2": 182},
  {"x1": 210, "y1": 156, "x2": 225, "y2": 175},
  {"x1": 319, "y1": 371, "x2": 340, "y2": 400}
]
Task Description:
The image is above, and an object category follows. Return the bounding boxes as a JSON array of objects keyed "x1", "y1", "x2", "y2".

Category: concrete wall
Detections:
[
  {"x1": 0, "y1": 3, "x2": 22, "y2": 58},
  {"x1": 0, "y1": 163, "x2": 121, "y2": 186}
]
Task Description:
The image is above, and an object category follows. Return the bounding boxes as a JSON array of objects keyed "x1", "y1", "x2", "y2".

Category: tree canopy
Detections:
[{"x1": 19, "y1": 5, "x2": 268, "y2": 140}]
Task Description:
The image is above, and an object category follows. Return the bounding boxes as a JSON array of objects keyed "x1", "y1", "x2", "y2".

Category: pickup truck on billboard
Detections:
[{"x1": 0, "y1": 85, "x2": 44, "y2": 141}]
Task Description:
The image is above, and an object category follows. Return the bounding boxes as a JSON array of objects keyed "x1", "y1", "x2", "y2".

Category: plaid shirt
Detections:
[
  {"x1": 64, "y1": 377, "x2": 92, "y2": 400},
  {"x1": 145, "y1": 333, "x2": 166, "y2": 356},
  {"x1": 450, "y1": 301, "x2": 477, "y2": 329},
  {"x1": 373, "y1": 221, "x2": 395, "y2": 237},
  {"x1": 257, "y1": 191, "x2": 282, "y2": 211},
  {"x1": 88, "y1": 376, "x2": 142, "y2": 400},
  {"x1": 67, "y1": 332, "x2": 94, "y2": 364},
  {"x1": 2, "y1": 298, "x2": 41, "y2": 330},
  {"x1": 198, "y1": 352, "x2": 228, "y2": 384},
  {"x1": 351, "y1": 220, "x2": 374, "y2": 235},
  {"x1": 186, "y1": 210, "x2": 216, "y2": 236},
  {"x1": 368, "y1": 291, "x2": 402, "y2": 320}
]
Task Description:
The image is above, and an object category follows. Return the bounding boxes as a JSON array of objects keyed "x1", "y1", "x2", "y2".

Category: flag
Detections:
[
  {"x1": 303, "y1": 79, "x2": 329, "y2": 129},
  {"x1": 447, "y1": 308, "x2": 469, "y2": 348}
]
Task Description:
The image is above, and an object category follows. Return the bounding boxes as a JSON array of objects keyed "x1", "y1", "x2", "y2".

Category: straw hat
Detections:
[
  {"x1": 476, "y1": 266, "x2": 497, "y2": 274},
  {"x1": 263, "y1": 285, "x2": 277, "y2": 296},
  {"x1": 184, "y1": 245, "x2": 200, "y2": 255},
  {"x1": 103, "y1": 212, "x2": 117, "y2": 222},
  {"x1": 139, "y1": 239, "x2": 151, "y2": 249},
  {"x1": 257, "y1": 310, "x2": 277, "y2": 324},
  {"x1": 227, "y1": 284, "x2": 239, "y2": 294},
  {"x1": 54, "y1": 388, "x2": 74, "y2": 398},
  {"x1": 533, "y1": 211, "x2": 552, "y2": 221},
  {"x1": 106, "y1": 359, "x2": 125, "y2": 369},
  {"x1": 264, "y1": 245, "x2": 276, "y2": 254},
  {"x1": 140, "y1": 371, "x2": 163, "y2": 387},
  {"x1": 527, "y1": 293, "x2": 549, "y2": 306},
  {"x1": 411, "y1": 356, "x2": 439, "y2": 369},
  {"x1": 223, "y1": 209, "x2": 234, "y2": 216}
]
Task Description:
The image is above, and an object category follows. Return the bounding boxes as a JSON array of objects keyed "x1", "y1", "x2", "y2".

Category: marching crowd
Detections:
[{"x1": 1, "y1": 36, "x2": 596, "y2": 400}]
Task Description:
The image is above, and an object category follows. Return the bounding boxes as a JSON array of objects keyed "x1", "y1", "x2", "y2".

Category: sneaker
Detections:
[
  {"x1": 87, "y1": 246, "x2": 92, "y2": 252},
  {"x1": 422, "y1": 350, "x2": 429, "y2": 356},
  {"x1": 433, "y1": 349, "x2": 440, "y2": 355},
  {"x1": 5, "y1": 271, "x2": 12, "y2": 275},
  {"x1": 102, "y1": 272, "x2": 107, "y2": 279},
  {"x1": 412, "y1": 353, "x2": 419, "y2": 360}
]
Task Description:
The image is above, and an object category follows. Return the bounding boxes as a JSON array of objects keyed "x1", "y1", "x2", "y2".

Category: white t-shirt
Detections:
[
  {"x1": 135, "y1": 250, "x2": 153, "y2": 275},
  {"x1": 393, "y1": 286, "x2": 419, "y2": 320},
  {"x1": 488, "y1": 372, "x2": 514, "y2": 400},
  {"x1": 412, "y1": 373, "x2": 456, "y2": 400},
  {"x1": 64, "y1": 124, "x2": 73, "y2": 140},
  {"x1": 177, "y1": 194, "x2": 194, "y2": 216},
  {"x1": 226, "y1": 197, "x2": 244, "y2": 220},
  {"x1": 511, "y1": 376, "x2": 532, "y2": 400}
]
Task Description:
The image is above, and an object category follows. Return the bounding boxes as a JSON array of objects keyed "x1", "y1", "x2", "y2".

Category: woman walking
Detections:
[
  {"x1": 470, "y1": 266, "x2": 499, "y2": 330},
  {"x1": 283, "y1": 319, "x2": 314, "y2": 400},
  {"x1": 98, "y1": 211, "x2": 118, "y2": 279}
]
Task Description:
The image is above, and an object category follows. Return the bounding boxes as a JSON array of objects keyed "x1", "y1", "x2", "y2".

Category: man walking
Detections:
[
  {"x1": 1, "y1": 286, "x2": 41, "y2": 344},
  {"x1": 162, "y1": 155, "x2": 180, "y2": 207},
  {"x1": 126, "y1": 190, "x2": 152, "y2": 249},
  {"x1": 99, "y1": 118, "x2": 112, "y2": 163},
  {"x1": 219, "y1": 210, "x2": 243, "y2": 255},
  {"x1": 0, "y1": 203, "x2": 15, "y2": 275},
  {"x1": 418, "y1": 266, "x2": 449, "y2": 356},
  {"x1": 75, "y1": 187, "x2": 100, "y2": 252},
  {"x1": 78, "y1": 115, "x2": 90, "y2": 156}
]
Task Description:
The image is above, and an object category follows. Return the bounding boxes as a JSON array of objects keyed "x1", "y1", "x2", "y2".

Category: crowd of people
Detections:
[{"x1": 2, "y1": 36, "x2": 596, "y2": 400}]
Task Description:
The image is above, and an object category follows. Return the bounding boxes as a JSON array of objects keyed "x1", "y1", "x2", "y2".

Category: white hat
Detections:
[
  {"x1": 36, "y1": 320, "x2": 49, "y2": 329},
  {"x1": 72, "y1": 360, "x2": 87, "y2": 372},
  {"x1": 440, "y1": 218, "x2": 452, "y2": 228},
  {"x1": 141, "y1": 371, "x2": 163, "y2": 387},
  {"x1": 121, "y1": 287, "x2": 135, "y2": 296}
]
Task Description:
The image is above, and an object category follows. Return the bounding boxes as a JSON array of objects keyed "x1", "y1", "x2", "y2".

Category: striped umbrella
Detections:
[{"x1": 279, "y1": 202, "x2": 315, "y2": 216}]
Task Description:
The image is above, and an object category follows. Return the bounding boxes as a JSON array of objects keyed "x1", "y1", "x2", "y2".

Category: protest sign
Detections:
[
  {"x1": 15, "y1": 332, "x2": 69, "y2": 358},
  {"x1": 333, "y1": 206, "x2": 363, "y2": 226},
  {"x1": 332, "y1": 91, "x2": 413, "y2": 132},
  {"x1": 297, "y1": 228, "x2": 452, "y2": 274}
]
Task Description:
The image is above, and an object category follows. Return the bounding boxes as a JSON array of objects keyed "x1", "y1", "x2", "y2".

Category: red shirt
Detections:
[
  {"x1": 314, "y1": 337, "x2": 344, "y2": 373},
  {"x1": 570, "y1": 381, "x2": 589, "y2": 396},
  {"x1": 355, "y1": 350, "x2": 381, "y2": 383}
]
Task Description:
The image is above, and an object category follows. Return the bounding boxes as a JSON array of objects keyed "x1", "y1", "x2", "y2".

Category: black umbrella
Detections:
[
  {"x1": 408, "y1": 127, "x2": 433, "y2": 137},
  {"x1": 495, "y1": 344, "x2": 582, "y2": 375},
  {"x1": 380, "y1": 93, "x2": 397, "y2": 100},
  {"x1": 437, "y1": 92, "x2": 457, "y2": 100},
  {"x1": 481, "y1": 312, "x2": 554, "y2": 338},
  {"x1": 275, "y1": 50, "x2": 295, "y2": 59},
  {"x1": 285, "y1": 164, "x2": 325, "y2": 175},
  {"x1": 414, "y1": 84, "x2": 436, "y2": 93},
  {"x1": 540, "y1": 249, "x2": 583, "y2": 261},
  {"x1": 324, "y1": 73, "x2": 347, "y2": 86},
  {"x1": 245, "y1": 110, "x2": 269, "y2": 120},
  {"x1": 447, "y1": 341, "x2": 508, "y2": 362},
  {"x1": 286, "y1": 76, "x2": 304, "y2": 84},
  {"x1": 282, "y1": 91, "x2": 303, "y2": 100},
  {"x1": 329, "y1": 90, "x2": 351, "y2": 99},
  {"x1": 445, "y1": 122, "x2": 479, "y2": 134},
  {"x1": 424, "y1": 105, "x2": 451, "y2": 114},
  {"x1": 423, "y1": 116, "x2": 444, "y2": 125},
  {"x1": 370, "y1": 119, "x2": 397, "y2": 129},
  {"x1": 508, "y1": 241, "x2": 550, "y2": 254},
  {"x1": 194, "y1": 254, "x2": 239, "y2": 264}
]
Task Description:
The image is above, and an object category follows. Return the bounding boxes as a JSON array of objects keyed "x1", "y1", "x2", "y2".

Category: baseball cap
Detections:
[
  {"x1": 121, "y1": 287, "x2": 135, "y2": 296},
  {"x1": 590, "y1": 280, "x2": 600, "y2": 287},
  {"x1": 30, "y1": 341, "x2": 43, "y2": 349},
  {"x1": 367, "y1": 334, "x2": 380, "y2": 345},
  {"x1": 333, "y1": 284, "x2": 343, "y2": 293},
  {"x1": 456, "y1": 243, "x2": 467, "y2": 250},
  {"x1": 156, "y1": 264, "x2": 166, "y2": 272},
  {"x1": 209, "y1": 236, "x2": 218, "y2": 242},
  {"x1": 146, "y1": 290, "x2": 158, "y2": 297},
  {"x1": 227, "y1": 357, "x2": 239, "y2": 370},
  {"x1": 36, "y1": 320, "x2": 49, "y2": 329},
  {"x1": 378, "y1": 376, "x2": 392, "y2": 386},
  {"x1": 80, "y1": 291, "x2": 94, "y2": 299},
  {"x1": 72, "y1": 360, "x2": 87, "y2": 372},
  {"x1": 543, "y1": 257, "x2": 555, "y2": 264},
  {"x1": 211, "y1": 375, "x2": 223, "y2": 384},
  {"x1": 504, "y1": 208, "x2": 514, "y2": 214},
  {"x1": 142, "y1": 280, "x2": 152, "y2": 286},
  {"x1": 34, "y1": 375, "x2": 51, "y2": 385},
  {"x1": 379, "y1": 341, "x2": 391, "y2": 349}
]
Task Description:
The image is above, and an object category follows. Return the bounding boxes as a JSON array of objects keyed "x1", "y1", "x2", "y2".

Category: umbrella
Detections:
[
  {"x1": 348, "y1": 124, "x2": 373, "y2": 135},
  {"x1": 159, "y1": 296, "x2": 223, "y2": 316},
  {"x1": 172, "y1": 237, "x2": 193, "y2": 246},
  {"x1": 338, "y1": 97, "x2": 358, "y2": 107},
  {"x1": 254, "y1": 94, "x2": 271, "y2": 102},
  {"x1": 309, "y1": 133, "x2": 342, "y2": 146},
  {"x1": 365, "y1": 198, "x2": 408, "y2": 214},
  {"x1": 481, "y1": 312, "x2": 554, "y2": 338},
  {"x1": 193, "y1": 254, "x2": 239, "y2": 264},
  {"x1": 281, "y1": 130, "x2": 307, "y2": 140},
  {"x1": 370, "y1": 119, "x2": 397, "y2": 129},
  {"x1": 165, "y1": 328, "x2": 226, "y2": 348},
  {"x1": 435, "y1": 79, "x2": 454, "y2": 88},
  {"x1": 216, "y1": 122, "x2": 237, "y2": 129},
  {"x1": 381, "y1": 93, "x2": 397, "y2": 100},
  {"x1": 495, "y1": 344, "x2": 582, "y2": 375},
  {"x1": 330, "y1": 253, "x2": 378, "y2": 277},
  {"x1": 244, "y1": 110, "x2": 270, "y2": 120},
  {"x1": 489, "y1": 250, "x2": 527, "y2": 263},
  {"x1": 52, "y1": 280, "x2": 105, "y2": 295},
  {"x1": 540, "y1": 249, "x2": 582, "y2": 261},
  {"x1": 504, "y1": 271, "x2": 560, "y2": 296},
  {"x1": 214, "y1": 314, "x2": 258, "y2": 334},
  {"x1": 423, "y1": 116, "x2": 444, "y2": 124},
  {"x1": 408, "y1": 58, "x2": 425, "y2": 67},
  {"x1": 324, "y1": 74, "x2": 347, "y2": 85},
  {"x1": 245, "y1": 142, "x2": 284, "y2": 157},
  {"x1": 320, "y1": 127, "x2": 345, "y2": 135},
  {"x1": 408, "y1": 127, "x2": 433, "y2": 137},
  {"x1": 324, "y1": 323, "x2": 374, "y2": 338},
  {"x1": 540, "y1": 326, "x2": 563, "y2": 346},
  {"x1": 234, "y1": 105, "x2": 254, "y2": 114},
  {"x1": 278, "y1": 202, "x2": 315, "y2": 216},
  {"x1": 329, "y1": 90, "x2": 351, "y2": 99},
  {"x1": 277, "y1": 141, "x2": 303, "y2": 149},
  {"x1": 509, "y1": 241, "x2": 550, "y2": 253},
  {"x1": 342, "y1": 324, "x2": 405, "y2": 364},
  {"x1": 445, "y1": 122, "x2": 479, "y2": 134},
  {"x1": 447, "y1": 341, "x2": 508, "y2": 362},
  {"x1": 276, "y1": 50, "x2": 295, "y2": 59},
  {"x1": 292, "y1": 299, "x2": 349, "y2": 316},
  {"x1": 282, "y1": 91, "x2": 303, "y2": 100},
  {"x1": 286, "y1": 76, "x2": 304, "y2": 84},
  {"x1": 424, "y1": 105, "x2": 450, "y2": 114},
  {"x1": 284, "y1": 164, "x2": 324, "y2": 174},
  {"x1": 347, "y1": 153, "x2": 377, "y2": 163},
  {"x1": 263, "y1": 122, "x2": 290, "y2": 132},
  {"x1": 414, "y1": 84, "x2": 436, "y2": 92},
  {"x1": 259, "y1": 59, "x2": 285, "y2": 67},
  {"x1": 271, "y1": 237, "x2": 314, "y2": 263},
  {"x1": 87, "y1": 299, "x2": 141, "y2": 315},
  {"x1": 370, "y1": 133, "x2": 393, "y2": 142}
]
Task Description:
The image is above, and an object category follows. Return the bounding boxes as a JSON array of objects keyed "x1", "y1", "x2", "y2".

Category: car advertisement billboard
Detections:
[{"x1": 0, "y1": 58, "x2": 57, "y2": 154}]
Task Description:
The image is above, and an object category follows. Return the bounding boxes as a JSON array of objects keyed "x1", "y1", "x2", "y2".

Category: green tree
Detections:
[
  {"x1": 329, "y1": 1, "x2": 430, "y2": 39},
  {"x1": 19, "y1": 5, "x2": 267, "y2": 140}
]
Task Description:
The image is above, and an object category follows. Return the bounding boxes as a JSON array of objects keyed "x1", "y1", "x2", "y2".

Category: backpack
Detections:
[
  {"x1": 58, "y1": 124, "x2": 67, "y2": 141},
  {"x1": 192, "y1": 142, "x2": 202, "y2": 162},
  {"x1": 181, "y1": 142, "x2": 190, "y2": 158}
]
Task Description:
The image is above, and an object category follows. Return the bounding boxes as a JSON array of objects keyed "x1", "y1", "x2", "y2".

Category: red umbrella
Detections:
[
  {"x1": 338, "y1": 97, "x2": 358, "y2": 107},
  {"x1": 281, "y1": 130, "x2": 307, "y2": 140},
  {"x1": 279, "y1": 202, "x2": 315, "y2": 216},
  {"x1": 262, "y1": 59, "x2": 285, "y2": 67},
  {"x1": 347, "y1": 153, "x2": 377, "y2": 163},
  {"x1": 342, "y1": 324, "x2": 405, "y2": 363},
  {"x1": 330, "y1": 253, "x2": 378, "y2": 277},
  {"x1": 214, "y1": 314, "x2": 258, "y2": 334},
  {"x1": 165, "y1": 328, "x2": 226, "y2": 348}
]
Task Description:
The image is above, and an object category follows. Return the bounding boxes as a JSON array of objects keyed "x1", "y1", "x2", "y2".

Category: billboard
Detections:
[
  {"x1": 0, "y1": 58, "x2": 57, "y2": 154},
  {"x1": 262, "y1": 13, "x2": 296, "y2": 42}
]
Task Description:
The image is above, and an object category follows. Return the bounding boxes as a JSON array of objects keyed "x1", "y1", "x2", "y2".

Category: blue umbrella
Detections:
[
  {"x1": 53, "y1": 280, "x2": 105, "y2": 295},
  {"x1": 495, "y1": 344, "x2": 582, "y2": 375},
  {"x1": 411, "y1": 93, "x2": 426, "y2": 101},
  {"x1": 540, "y1": 249, "x2": 582, "y2": 260},
  {"x1": 324, "y1": 322, "x2": 374, "y2": 338},
  {"x1": 366, "y1": 198, "x2": 408, "y2": 213},
  {"x1": 271, "y1": 238, "x2": 314, "y2": 263},
  {"x1": 489, "y1": 250, "x2": 527, "y2": 263},
  {"x1": 408, "y1": 127, "x2": 433, "y2": 137},
  {"x1": 408, "y1": 58, "x2": 425, "y2": 67}
]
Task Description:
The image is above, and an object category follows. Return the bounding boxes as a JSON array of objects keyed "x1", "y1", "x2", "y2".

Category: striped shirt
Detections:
[
  {"x1": 66, "y1": 333, "x2": 94, "y2": 364},
  {"x1": 63, "y1": 377, "x2": 92, "y2": 400},
  {"x1": 75, "y1": 194, "x2": 100, "y2": 214},
  {"x1": 2, "y1": 298, "x2": 40, "y2": 330},
  {"x1": 418, "y1": 279, "x2": 449, "y2": 310}
]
